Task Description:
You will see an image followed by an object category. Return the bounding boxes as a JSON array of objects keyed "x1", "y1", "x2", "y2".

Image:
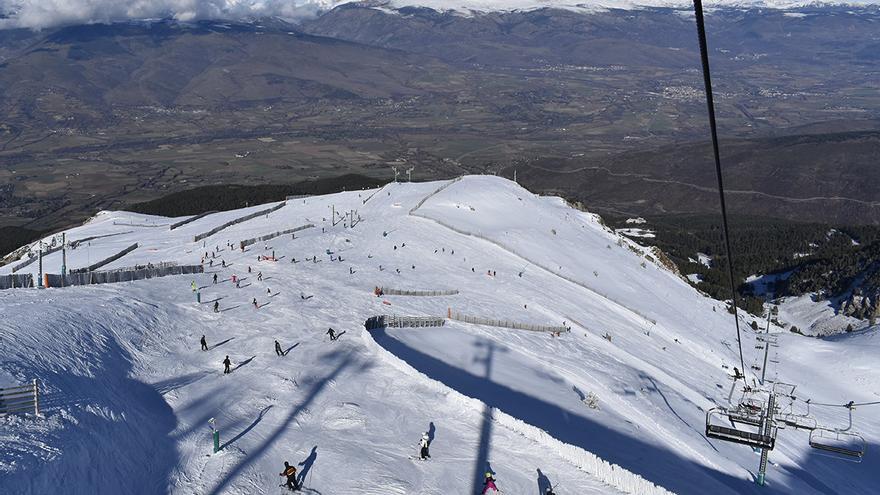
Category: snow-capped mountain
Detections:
[
  {"x1": 2, "y1": 0, "x2": 880, "y2": 30},
  {"x1": 1, "y1": 176, "x2": 877, "y2": 494}
]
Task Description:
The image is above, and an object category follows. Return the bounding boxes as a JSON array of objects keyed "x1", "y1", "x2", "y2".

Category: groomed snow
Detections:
[{"x1": 1, "y1": 176, "x2": 878, "y2": 495}]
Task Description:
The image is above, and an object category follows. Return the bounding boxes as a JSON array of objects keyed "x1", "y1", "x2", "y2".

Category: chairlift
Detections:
[
  {"x1": 780, "y1": 414, "x2": 817, "y2": 431},
  {"x1": 809, "y1": 402, "x2": 867, "y2": 461},
  {"x1": 706, "y1": 408, "x2": 776, "y2": 450},
  {"x1": 770, "y1": 381, "x2": 797, "y2": 397},
  {"x1": 729, "y1": 408, "x2": 764, "y2": 427},
  {"x1": 810, "y1": 429, "x2": 865, "y2": 461}
]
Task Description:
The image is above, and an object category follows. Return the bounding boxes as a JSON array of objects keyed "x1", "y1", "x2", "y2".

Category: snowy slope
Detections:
[{"x1": 2, "y1": 176, "x2": 879, "y2": 495}]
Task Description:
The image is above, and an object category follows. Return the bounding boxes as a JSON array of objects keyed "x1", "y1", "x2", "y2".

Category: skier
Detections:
[
  {"x1": 258, "y1": 271, "x2": 263, "y2": 282},
  {"x1": 223, "y1": 356, "x2": 231, "y2": 374},
  {"x1": 201, "y1": 335, "x2": 208, "y2": 351},
  {"x1": 419, "y1": 432, "x2": 431, "y2": 460},
  {"x1": 279, "y1": 461, "x2": 300, "y2": 491},
  {"x1": 213, "y1": 273, "x2": 218, "y2": 284},
  {"x1": 327, "y1": 328, "x2": 337, "y2": 341},
  {"x1": 482, "y1": 472, "x2": 499, "y2": 493},
  {"x1": 191, "y1": 280, "x2": 197, "y2": 292},
  {"x1": 213, "y1": 301, "x2": 220, "y2": 313},
  {"x1": 275, "y1": 340, "x2": 284, "y2": 356},
  {"x1": 253, "y1": 298, "x2": 258, "y2": 309},
  {"x1": 267, "y1": 288, "x2": 272, "y2": 295},
  {"x1": 733, "y1": 367, "x2": 744, "y2": 380}
]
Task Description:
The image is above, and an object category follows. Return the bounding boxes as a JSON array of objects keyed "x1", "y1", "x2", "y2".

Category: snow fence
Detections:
[
  {"x1": 44, "y1": 264, "x2": 203, "y2": 287},
  {"x1": 169, "y1": 211, "x2": 216, "y2": 230},
  {"x1": 364, "y1": 315, "x2": 447, "y2": 330},
  {"x1": 193, "y1": 202, "x2": 287, "y2": 242},
  {"x1": 239, "y1": 224, "x2": 315, "y2": 249},
  {"x1": 448, "y1": 309, "x2": 569, "y2": 334},
  {"x1": 0, "y1": 274, "x2": 36, "y2": 289},
  {"x1": 10, "y1": 245, "x2": 63, "y2": 273},
  {"x1": 408, "y1": 176, "x2": 462, "y2": 215},
  {"x1": 69, "y1": 231, "x2": 133, "y2": 248},
  {"x1": 376, "y1": 287, "x2": 459, "y2": 297},
  {"x1": 70, "y1": 243, "x2": 139, "y2": 274},
  {"x1": 361, "y1": 183, "x2": 388, "y2": 204},
  {"x1": 360, "y1": 330, "x2": 676, "y2": 495}
]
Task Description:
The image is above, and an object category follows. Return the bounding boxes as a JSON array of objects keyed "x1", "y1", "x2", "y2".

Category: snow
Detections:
[
  {"x1": 2, "y1": 175, "x2": 879, "y2": 495},
  {"x1": 744, "y1": 271, "x2": 792, "y2": 298},
  {"x1": 775, "y1": 293, "x2": 865, "y2": 336},
  {"x1": 697, "y1": 253, "x2": 712, "y2": 268},
  {"x1": 616, "y1": 227, "x2": 656, "y2": 238}
]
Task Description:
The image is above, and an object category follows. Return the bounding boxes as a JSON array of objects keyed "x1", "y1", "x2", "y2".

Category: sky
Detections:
[{"x1": 1, "y1": 0, "x2": 879, "y2": 31}]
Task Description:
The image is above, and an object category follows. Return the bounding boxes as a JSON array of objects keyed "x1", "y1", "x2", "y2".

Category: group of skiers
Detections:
[
  {"x1": 193, "y1": 226, "x2": 565, "y2": 493},
  {"x1": 275, "y1": 434, "x2": 560, "y2": 493},
  {"x1": 199, "y1": 336, "x2": 289, "y2": 372}
]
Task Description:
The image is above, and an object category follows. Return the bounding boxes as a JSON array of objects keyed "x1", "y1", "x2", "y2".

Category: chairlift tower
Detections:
[
  {"x1": 756, "y1": 392, "x2": 776, "y2": 486},
  {"x1": 406, "y1": 167, "x2": 414, "y2": 182},
  {"x1": 392, "y1": 166, "x2": 399, "y2": 183}
]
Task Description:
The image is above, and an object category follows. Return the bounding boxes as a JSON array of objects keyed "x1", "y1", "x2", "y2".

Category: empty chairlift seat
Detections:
[
  {"x1": 706, "y1": 408, "x2": 776, "y2": 450},
  {"x1": 809, "y1": 428, "x2": 866, "y2": 461}
]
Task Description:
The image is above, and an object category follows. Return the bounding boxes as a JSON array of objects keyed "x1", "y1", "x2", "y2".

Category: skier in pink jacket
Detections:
[{"x1": 482, "y1": 472, "x2": 499, "y2": 493}]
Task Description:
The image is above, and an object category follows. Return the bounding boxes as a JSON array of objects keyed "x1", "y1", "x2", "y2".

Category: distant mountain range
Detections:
[
  {"x1": 0, "y1": 5, "x2": 879, "y2": 234},
  {"x1": 2, "y1": 0, "x2": 880, "y2": 30}
]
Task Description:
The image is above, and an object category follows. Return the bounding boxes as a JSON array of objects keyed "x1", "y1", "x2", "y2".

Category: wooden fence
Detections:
[
  {"x1": 0, "y1": 274, "x2": 36, "y2": 289},
  {"x1": 10, "y1": 245, "x2": 63, "y2": 273},
  {"x1": 193, "y1": 202, "x2": 287, "y2": 242},
  {"x1": 44, "y1": 264, "x2": 203, "y2": 287},
  {"x1": 169, "y1": 211, "x2": 217, "y2": 230},
  {"x1": 375, "y1": 286, "x2": 459, "y2": 297},
  {"x1": 70, "y1": 243, "x2": 139, "y2": 274},
  {"x1": 69, "y1": 231, "x2": 133, "y2": 248},
  {"x1": 364, "y1": 315, "x2": 447, "y2": 330},
  {"x1": 240, "y1": 224, "x2": 315, "y2": 249},
  {"x1": 0, "y1": 380, "x2": 40, "y2": 416},
  {"x1": 447, "y1": 308, "x2": 569, "y2": 334}
]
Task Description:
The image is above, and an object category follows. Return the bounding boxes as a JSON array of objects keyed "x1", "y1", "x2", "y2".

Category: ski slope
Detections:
[{"x1": 1, "y1": 176, "x2": 878, "y2": 495}]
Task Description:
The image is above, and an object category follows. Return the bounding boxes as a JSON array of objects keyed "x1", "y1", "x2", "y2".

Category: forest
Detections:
[{"x1": 608, "y1": 214, "x2": 880, "y2": 317}]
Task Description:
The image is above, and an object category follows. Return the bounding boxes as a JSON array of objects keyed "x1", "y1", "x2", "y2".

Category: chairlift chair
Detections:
[
  {"x1": 729, "y1": 408, "x2": 763, "y2": 427},
  {"x1": 809, "y1": 402, "x2": 867, "y2": 461},
  {"x1": 706, "y1": 408, "x2": 776, "y2": 450},
  {"x1": 779, "y1": 414, "x2": 817, "y2": 431},
  {"x1": 809, "y1": 428, "x2": 866, "y2": 461}
]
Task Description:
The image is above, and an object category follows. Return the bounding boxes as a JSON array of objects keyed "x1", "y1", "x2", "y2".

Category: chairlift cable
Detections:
[
  {"x1": 692, "y1": 0, "x2": 748, "y2": 381},
  {"x1": 794, "y1": 397, "x2": 880, "y2": 408}
]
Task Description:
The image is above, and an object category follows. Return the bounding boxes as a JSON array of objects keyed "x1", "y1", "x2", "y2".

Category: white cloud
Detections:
[
  {"x1": 0, "y1": 0, "x2": 339, "y2": 30},
  {"x1": 2, "y1": 0, "x2": 879, "y2": 30}
]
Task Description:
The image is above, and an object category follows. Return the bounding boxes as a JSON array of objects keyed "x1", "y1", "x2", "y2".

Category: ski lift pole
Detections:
[
  {"x1": 209, "y1": 418, "x2": 220, "y2": 453},
  {"x1": 757, "y1": 392, "x2": 776, "y2": 486},
  {"x1": 760, "y1": 299, "x2": 774, "y2": 385}
]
